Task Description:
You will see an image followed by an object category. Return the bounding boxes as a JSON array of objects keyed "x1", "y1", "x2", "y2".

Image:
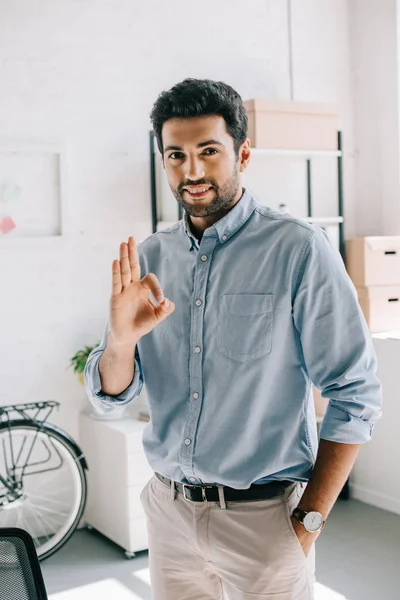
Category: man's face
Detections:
[{"x1": 162, "y1": 115, "x2": 248, "y2": 218}]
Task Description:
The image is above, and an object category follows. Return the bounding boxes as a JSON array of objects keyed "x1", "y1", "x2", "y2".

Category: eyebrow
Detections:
[{"x1": 163, "y1": 139, "x2": 225, "y2": 154}]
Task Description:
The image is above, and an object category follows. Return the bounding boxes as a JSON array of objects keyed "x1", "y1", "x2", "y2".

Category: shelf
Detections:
[
  {"x1": 250, "y1": 148, "x2": 342, "y2": 158},
  {"x1": 149, "y1": 135, "x2": 342, "y2": 158},
  {"x1": 156, "y1": 217, "x2": 343, "y2": 231},
  {"x1": 304, "y1": 217, "x2": 344, "y2": 224},
  {"x1": 149, "y1": 129, "x2": 345, "y2": 259}
]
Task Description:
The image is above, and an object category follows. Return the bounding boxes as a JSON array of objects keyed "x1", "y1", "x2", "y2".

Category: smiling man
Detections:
[
  {"x1": 85, "y1": 78, "x2": 382, "y2": 600},
  {"x1": 163, "y1": 114, "x2": 246, "y2": 239}
]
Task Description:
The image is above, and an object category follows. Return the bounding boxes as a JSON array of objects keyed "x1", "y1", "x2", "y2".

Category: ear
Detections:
[{"x1": 239, "y1": 138, "x2": 251, "y2": 173}]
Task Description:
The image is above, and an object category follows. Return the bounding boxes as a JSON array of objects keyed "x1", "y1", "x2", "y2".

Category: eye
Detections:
[
  {"x1": 169, "y1": 152, "x2": 185, "y2": 160},
  {"x1": 202, "y1": 148, "x2": 218, "y2": 155}
]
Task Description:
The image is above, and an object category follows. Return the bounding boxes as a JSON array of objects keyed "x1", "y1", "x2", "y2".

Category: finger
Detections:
[
  {"x1": 160, "y1": 298, "x2": 175, "y2": 313},
  {"x1": 148, "y1": 296, "x2": 172, "y2": 312},
  {"x1": 141, "y1": 273, "x2": 164, "y2": 303},
  {"x1": 112, "y1": 260, "x2": 122, "y2": 296},
  {"x1": 128, "y1": 236, "x2": 141, "y2": 282},
  {"x1": 120, "y1": 242, "x2": 131, "y2": 288},
  {"x1": 155, "y1": 298, "x2": 175, "y2": 318}
]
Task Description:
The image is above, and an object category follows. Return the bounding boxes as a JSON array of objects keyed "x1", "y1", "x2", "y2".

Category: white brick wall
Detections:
[
  {"x1": 0, "y1": 0, "x2": 354, "y2": 440},
  {"x1": 349, "y1": 0, "x2": 400, "y2": 236}
]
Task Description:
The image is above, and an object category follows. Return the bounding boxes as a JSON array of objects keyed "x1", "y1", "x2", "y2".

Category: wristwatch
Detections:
[{"x1": 292, "y1": 507, "x2": 325, "y2": 533}]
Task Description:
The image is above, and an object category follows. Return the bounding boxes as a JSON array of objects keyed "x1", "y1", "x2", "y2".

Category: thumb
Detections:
[{"x1": 158, "y1": 298, "x2": 175, "y2": 316}]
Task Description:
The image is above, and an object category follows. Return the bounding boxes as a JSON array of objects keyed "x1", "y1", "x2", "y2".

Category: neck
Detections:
[
  {"x1": 188, "y1": 218, "x2": 203, "y2": 242},
  {"x1": 188, "y1": 187, "x2": 245, "y2": 238}
]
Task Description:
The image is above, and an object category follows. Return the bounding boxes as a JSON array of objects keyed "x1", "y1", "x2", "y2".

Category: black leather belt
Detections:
[{"x1": 155, "y1": 472, "x2": 292, "y2": 503}]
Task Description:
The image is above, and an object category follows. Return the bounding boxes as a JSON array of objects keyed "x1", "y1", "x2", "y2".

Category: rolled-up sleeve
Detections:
[
  {"x1": 84, "y1": 323, "x2": 144, "y2": 415},
  {"x1": 292, "y1": 227, "x2": 382, "y2": 444}
]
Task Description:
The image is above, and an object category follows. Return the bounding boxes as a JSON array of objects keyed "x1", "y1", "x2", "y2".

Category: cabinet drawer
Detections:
[
  {"x1": 85, "y1": 513, "x2": 148, "y2": 553},
  {"x1": 127, "y1": 484, "x2": 148, "y2": 518},
  {"x1": 125, "y1": 430, "x2": 146, "y2": 454},
  {"x1": 127, "y1": 453, "x2": 153, "y2": 487}
]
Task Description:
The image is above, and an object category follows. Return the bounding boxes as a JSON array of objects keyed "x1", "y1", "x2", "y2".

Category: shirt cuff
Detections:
[
  {"x1": 319, "y1": 405, "x2": 375, "y2": 444},
  {"x1": 84, "y1": 355, "x2": 143, "y2": 415}
]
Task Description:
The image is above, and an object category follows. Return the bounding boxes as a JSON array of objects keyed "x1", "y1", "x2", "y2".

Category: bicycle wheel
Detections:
[{"x1": 0, "y1": 422, "x2": 87, "y2": 560}]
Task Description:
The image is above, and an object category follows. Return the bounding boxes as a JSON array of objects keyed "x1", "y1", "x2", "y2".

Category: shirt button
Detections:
[
  {"x1": 184, "y1": 438, "x2": 191, "y2": 445},
  {"x1": 194, "y1": 346, "x2": 201, "y2": 354},
  {"x1": 189, "y1": 477, "x2": 196, "y2": 483},
  {"x1": 201, "y1": 255, "x2": 208, "y2": 261},
  {"x1": 193, "y1": 392, "x2": 199, "y2": 399},
  {"x1": 195, "y1": 299, "x2": 202, "y2": 307},
  {"x1": 222, "y1": 235, "x2": 227, "y2": 240}
]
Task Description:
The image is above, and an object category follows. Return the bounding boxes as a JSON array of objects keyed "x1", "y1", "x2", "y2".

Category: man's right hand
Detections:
[{"x1": 108, "y1": 236, "x2": 175, "y2": 347}]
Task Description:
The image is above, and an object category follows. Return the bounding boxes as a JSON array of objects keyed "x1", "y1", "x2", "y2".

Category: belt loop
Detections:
[
  {"x1": 298, "y1": 481, "x2": 306, "y2": 500},
  {"x1": 284, "y1": 482, "x2": 297, "y2": 501},
  {"x1": 217, "y1": 485, "x2": 227, "y2": 510},
  {"x1": 170, "y1": 478, "x2": 176, "y2": 501}
]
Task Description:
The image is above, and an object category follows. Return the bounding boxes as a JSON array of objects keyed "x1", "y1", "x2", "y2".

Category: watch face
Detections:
[{"x1": 303, "y1": 511, "x2": 324, "y2": 532}]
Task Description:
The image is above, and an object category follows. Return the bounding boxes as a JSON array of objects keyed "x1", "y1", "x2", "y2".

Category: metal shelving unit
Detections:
[{"x1": 149, "y1": 130, "x2": 345, "y2": 260}]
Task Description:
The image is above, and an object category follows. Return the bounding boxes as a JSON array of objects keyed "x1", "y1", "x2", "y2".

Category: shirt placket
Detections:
[{"x1": 179, "y1": 233, "x2": 217, "y2": 484}]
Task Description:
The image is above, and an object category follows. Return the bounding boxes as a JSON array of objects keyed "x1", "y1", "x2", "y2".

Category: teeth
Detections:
[{"x1": 187, "y1": 188, "x2": 209, "y2": 194}]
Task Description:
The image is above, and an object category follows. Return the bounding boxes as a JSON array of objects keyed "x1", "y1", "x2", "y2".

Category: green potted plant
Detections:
[{"x1": 70, "y1": 344, "x2": 98, "y2": 386}]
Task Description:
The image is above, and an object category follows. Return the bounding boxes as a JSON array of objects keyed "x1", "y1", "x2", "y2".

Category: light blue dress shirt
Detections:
[{"x1": 84, "y1": 189, "x2": 382, "y2": 488}]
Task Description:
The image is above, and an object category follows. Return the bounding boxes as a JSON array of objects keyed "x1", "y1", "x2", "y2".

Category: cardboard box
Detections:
[
  {"x1": 346, "y1": 236, "x2": 400, "y2": 286},
  {"x1": 357, "y1": 285, "x2": 400, "y2": 333},
  {"x1": 244, "y1": 99, "x2": 338, "y2": 150}
]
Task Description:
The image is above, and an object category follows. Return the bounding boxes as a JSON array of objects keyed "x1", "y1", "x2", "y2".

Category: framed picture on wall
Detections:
[{"x1": 0, "y1": 144, "x2": 66, "y2": 240}]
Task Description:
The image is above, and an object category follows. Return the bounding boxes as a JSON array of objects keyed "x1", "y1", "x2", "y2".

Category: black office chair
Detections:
[{"x1": 0, "y1": 528, "x2": 48, "y2": 600}]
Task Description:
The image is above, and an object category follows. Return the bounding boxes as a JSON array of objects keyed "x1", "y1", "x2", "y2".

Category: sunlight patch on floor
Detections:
[
  {"x1": 49, "y1": 571, "x2": 348, "y2": 600},
  {"x1": 315, "y1": 581, "x2": 348, "y2": 600},
  {"x1": 49, "y1": 579, "x2": 145, "y2": 600},
  {"x1": 133, "y1": 567, "x2": 151, "y2": 586}
]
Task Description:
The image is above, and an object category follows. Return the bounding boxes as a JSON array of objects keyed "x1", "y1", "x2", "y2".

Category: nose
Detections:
[{"x1": 185, "y1": 155, "x2": 205, "y2": 181}]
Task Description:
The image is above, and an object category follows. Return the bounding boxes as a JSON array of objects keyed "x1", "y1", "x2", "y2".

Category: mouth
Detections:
[{"x1": 183, "y1": 186, "x2": 213, "y2": 199}]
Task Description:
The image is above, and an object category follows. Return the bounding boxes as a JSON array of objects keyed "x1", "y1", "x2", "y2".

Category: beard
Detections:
[{"x1": 171, "y1": 166, "x2": 241, "y2": 218}]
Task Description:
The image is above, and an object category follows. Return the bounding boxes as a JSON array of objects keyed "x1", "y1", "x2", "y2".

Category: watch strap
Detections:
[{"x1": 292, "y1": 507, "x2": 308, "y2": 523}]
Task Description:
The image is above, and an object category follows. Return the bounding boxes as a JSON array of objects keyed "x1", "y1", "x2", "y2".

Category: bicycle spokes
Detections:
[{"x1": 0, "y1": 403, "x2": 87, "y2": 560}]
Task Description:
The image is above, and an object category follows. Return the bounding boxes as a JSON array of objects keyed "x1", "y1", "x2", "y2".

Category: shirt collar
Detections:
[{"x1": 182, "y1": 188, "x2": 258, "y2": 250}]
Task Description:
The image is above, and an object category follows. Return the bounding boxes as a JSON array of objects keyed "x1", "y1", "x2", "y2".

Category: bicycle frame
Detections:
[{"x1": 0, "y1": 401, "x2": 88, "y2": 507}]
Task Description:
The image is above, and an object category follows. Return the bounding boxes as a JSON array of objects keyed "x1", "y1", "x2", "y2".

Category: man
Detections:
[{"x1": 84, "y1": 78, "x2": 382, "y2": 599}]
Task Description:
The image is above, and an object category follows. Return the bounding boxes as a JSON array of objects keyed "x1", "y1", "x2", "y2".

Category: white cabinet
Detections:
[
  {"x1": 79, "y1": 408, "x2": 153, "y2": 557},
  {"x1": 351, "y1": 334, "x2": 400, "y2": 515}
]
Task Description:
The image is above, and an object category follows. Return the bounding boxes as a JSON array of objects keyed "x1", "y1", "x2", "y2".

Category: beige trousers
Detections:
[{"x1": 140, "y1": 475, "x2": 316, "y2": 600}]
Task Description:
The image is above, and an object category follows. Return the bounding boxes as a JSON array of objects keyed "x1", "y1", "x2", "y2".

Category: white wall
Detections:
[
  {"x1": 349, "y1": 0, "x2": 400, "y2": 236},
  {"x1": 0, "y1": 0, "x2": 353, "y2": 441}
]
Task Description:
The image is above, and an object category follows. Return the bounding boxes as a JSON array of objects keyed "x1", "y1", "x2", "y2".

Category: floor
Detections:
[{"x1": 41, "y1": 498, "x2": 400, "y2": 600}]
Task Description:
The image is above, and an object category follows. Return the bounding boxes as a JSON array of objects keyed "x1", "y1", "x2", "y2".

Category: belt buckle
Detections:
[
  {"x1": 181, "y1": 484, "x2": 192, "y2": 501},
  {"x1": 181, "y1": 484, "x2": 209, "y2": 502}
]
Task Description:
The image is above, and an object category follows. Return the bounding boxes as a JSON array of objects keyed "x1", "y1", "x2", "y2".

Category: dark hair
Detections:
[{"x1": 150, "y1": 78, "x2": 248, "y2": 156}]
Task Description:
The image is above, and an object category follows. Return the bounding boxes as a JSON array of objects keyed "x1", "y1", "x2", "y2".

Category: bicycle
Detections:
[{"x1": 0, "y1": 401, "x2": 88, "y2": 560}]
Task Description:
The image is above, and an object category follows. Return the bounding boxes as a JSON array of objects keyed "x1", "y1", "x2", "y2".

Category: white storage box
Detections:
[
  {"x1": 346, "y1": 236, "x2": 400, "y2": 286},
  {"x1": 357, "y1": 285, "x2": 400, "y2": 333}
]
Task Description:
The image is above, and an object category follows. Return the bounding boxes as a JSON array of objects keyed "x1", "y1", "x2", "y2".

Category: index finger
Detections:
[
  {"x1": 111, "y1": 259, "x2": 122, "y2": 297},
  {"x1": 128, "y1": 236, "x2": 141, "y2": 282}
]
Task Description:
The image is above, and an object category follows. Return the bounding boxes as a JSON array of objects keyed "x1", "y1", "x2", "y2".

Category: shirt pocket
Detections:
[{"x1": 217, "y1": 293, "x2": 274, "y2": 363}]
